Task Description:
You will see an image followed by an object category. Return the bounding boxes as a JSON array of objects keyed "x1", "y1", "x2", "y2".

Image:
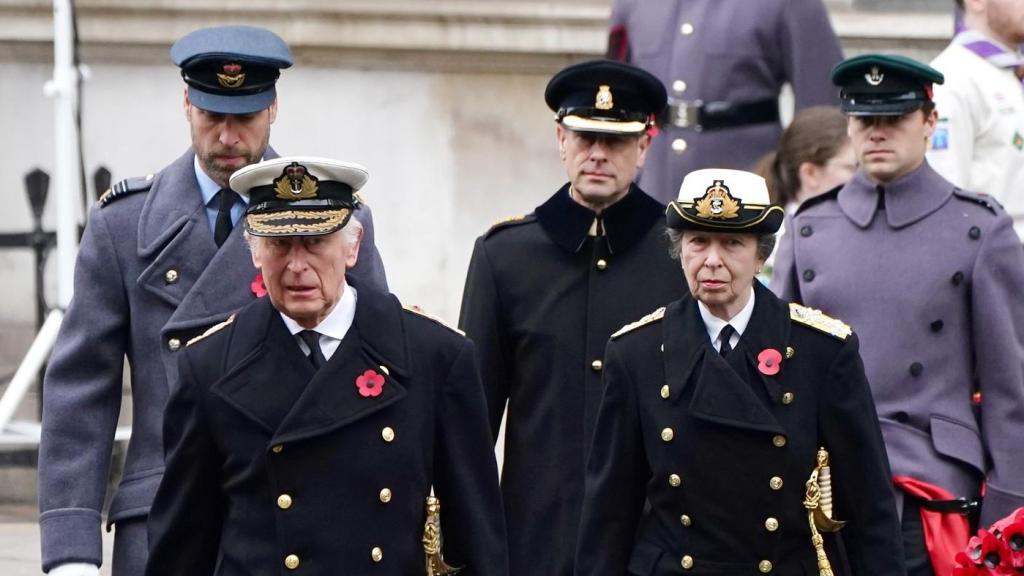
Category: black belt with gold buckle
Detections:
[{"x1": 661, "y1": 98, "x2": 780, "y2": 131}]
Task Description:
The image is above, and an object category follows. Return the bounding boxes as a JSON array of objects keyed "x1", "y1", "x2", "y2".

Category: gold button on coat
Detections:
[
  {"x1": 782, "y1": 392, "x2": 795, "y2": 405},
  {"x1": 371, "y1": 547, "x2": 384, "y2": 563},
  {"x1": 672, "y1": 138, "x2": 688, "y2": 154},
  {"x1": 769, "y1": 476, "x2": 783, "y2": 490},
  {"x1": 596, "y1": 259, "x2": 608, "y2": 270},
  {"x1": 661, "y1": 428, "x2": 674, "y2": 442},
  {"x1": 591, "y1": 360, "x2": 603, "y2": 371},
  {"x1": 669, "y1": 474, "x2": 682, "y2": 487},
  {"x1": 167, "y1": 338, "x2": 181, "y2": 352},
  {"x1": 164, "y1": 269, "x2": 178, "y2": 283},
  {"x1": 759, "y1": 560, "x2": 773, "y2": 573},
  {"x1": 680, "y1": 22, "x2": 695, "y2": 35},
  {"x1": 672, "y1": 80, "x2": 687, "y2": 93},
  {"x1": 271, "y1": 444, "x2": 284, "y2": 454},
  {"x1": 680, "y1": 514, "x2": 692, "y2": 526},
  {"x1": 381, "y1": 427, "x2": 395, "y2": 442},
  {"x1": 681, "y1": 555, "x2": 694, "y2": 569},
  {"x1": 277, "y1": 494, "x2": 293, "y2": 510},
  {"x1": 772, "y1": 434, "x2": 787, "y2": 448},
  {"x1": 660, "y1": 385, "x2": 670, "y2": 399},
  {"x1": 284, "y1": 554, "x2": 300, "y2": 570},
  {"x1": 765, "y1": 517, "x2": 779, "y2": 531},
  {"x1": 379, "y1": 488, "x2": 392, "y2": 503}
]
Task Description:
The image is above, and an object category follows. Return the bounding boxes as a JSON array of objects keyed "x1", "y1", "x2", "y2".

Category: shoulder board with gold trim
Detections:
[
  {"x1": 98, "y1": 174, "x2": 155, "y2": 207},
  {"x1": 484, "y1": 213, "x2": 535, "y2": 238},
  {"x1": 952, "y1": 189, "x2": 1001, "y2": 215},
  {"x1": 789, "y1": 303, "x2": 852, "y2": 341},
  {"x1": 186, "y1": 314, "x2": 236, "y2": 347},
  {"x1": 611, "y1": 307, "x2": 666, "y2": 340},
  {"x1": 403, "y1": 304, "x2": 465, "y2": 336}
]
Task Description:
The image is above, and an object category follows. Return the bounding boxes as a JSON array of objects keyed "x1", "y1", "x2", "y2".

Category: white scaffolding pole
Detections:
[{"x1": 0, "y1": 0, "x2": 82, "y2": 443}]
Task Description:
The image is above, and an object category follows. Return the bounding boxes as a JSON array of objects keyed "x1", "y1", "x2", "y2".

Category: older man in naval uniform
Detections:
[{"x1": 38, "y1": 25, "x2": 387, "y2": 576}]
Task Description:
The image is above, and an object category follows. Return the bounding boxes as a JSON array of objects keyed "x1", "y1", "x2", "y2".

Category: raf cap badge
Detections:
[
  {"x1": 217, "y1": 62, "x2": 246, "y2": 89},
  {"x1": 695, "y1": 180, "x2": 740, "y2": 220},
  {"x1": 274, "y1": 162, "x2": 319, "y2": 200},
  {"x1": 865, "y1": 66, "x2": 884, "y2": 86},
  {"x1": 595, "y1": 85, "x2": 614, "y2": 110}
]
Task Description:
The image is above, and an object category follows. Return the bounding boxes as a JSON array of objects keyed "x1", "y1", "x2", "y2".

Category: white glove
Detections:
[{"x1": 48, "y1": 563, "x2": 100, "y2": 576}]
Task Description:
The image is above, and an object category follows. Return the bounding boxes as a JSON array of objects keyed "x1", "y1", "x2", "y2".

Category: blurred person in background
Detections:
[
  {"x1": 928, "y1": 0, "x2": 1024, "y2": 239},
  {"x1": 754, "y1": 106, "x2": 856, "y2": 282},
  {"x1": 607, "y1": 0, "x2": 844, "y2": 204}
]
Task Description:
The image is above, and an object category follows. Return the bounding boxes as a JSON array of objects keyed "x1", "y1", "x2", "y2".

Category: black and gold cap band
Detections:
[
  {"x1": 666, "y1": 169, "x2": 784, "y2": 234},
  {"x1": 545, "y1": 59, "x2": 666, "y2": 135},
  {"x1": 230, "y1": 156, "x2": 369, "y2": 237}
]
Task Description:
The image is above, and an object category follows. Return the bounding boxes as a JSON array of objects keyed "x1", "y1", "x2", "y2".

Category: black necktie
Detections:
[
  {"x1": 214, "y1": 188, "x2": 238, "y2": 247},
  {"x1": 298, "y1": 330, "x2": 327, "y2": 369},
  {"x1": 718, "y1": 324, "x2": 736, "y2": 357}
]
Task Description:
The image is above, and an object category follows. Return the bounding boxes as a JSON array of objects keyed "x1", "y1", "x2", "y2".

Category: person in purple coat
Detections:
[
  {"x1": 607, "y1": 0, "x2": 844, "y2": 203},
  {"x1": 772, "y1": 54, "x2": 1024, "y2": 576}
]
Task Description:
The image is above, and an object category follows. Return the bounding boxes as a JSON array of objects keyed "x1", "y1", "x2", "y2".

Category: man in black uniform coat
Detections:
[
  {"x1": 145, "y1": 157, "x2": 507, "y2": 576},
  {"x1": 459, "y1": 60, "x2": 686, "y2": 576}
]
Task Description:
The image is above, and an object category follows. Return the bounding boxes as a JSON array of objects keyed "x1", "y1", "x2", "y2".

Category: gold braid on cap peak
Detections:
[{"x1": 246, "y1": 208, "x2": 350, "y2": 235}]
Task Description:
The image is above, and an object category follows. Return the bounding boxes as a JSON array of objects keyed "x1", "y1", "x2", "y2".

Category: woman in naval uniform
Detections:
[{"x1": 574, "y1": 169, "x2": 905, "y2": 576}]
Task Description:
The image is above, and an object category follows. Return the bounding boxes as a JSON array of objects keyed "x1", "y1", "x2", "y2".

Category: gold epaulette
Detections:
[
  {"x1": 611, "y1": 307, "x2": 666, "y2": 340},
  {"x1": 186, "y1": 315, "x2": 236, "y2": 347},
  {"x1": 484, "y1": 214, "x2": 532, "y2": 237},
  {"x1": 789, "y1": 303, "x2": 852, "y2": 341},
  {"x1": 403, "y1": 305, "x2": 465, "y2": 336}
]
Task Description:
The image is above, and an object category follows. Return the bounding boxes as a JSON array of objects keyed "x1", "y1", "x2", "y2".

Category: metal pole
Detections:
[{"x1": 50, "y1": 0, "x2": 82, "y2": 310}]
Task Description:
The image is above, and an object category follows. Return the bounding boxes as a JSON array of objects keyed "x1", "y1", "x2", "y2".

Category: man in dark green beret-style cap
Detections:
[{"x1": 773, "y1": 53, "x2": 1024, "y2": 576}]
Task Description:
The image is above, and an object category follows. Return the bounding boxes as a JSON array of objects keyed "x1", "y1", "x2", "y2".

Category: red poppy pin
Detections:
[
  {"x1": 757, "y1": 348, "x2": 783, "y2": 376},
  {"x1": 356, "y1": 369, "x2": 386, "y2": 398},
  {"x1": 251, "y1": 273, "x2": 267, "y2": 298}
]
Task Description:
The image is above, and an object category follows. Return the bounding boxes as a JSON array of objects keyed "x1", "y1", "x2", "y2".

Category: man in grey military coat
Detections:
[
  {"x1": 772, "y1": 54, "x2": 1024, "y2": 576},
  {"x1": 37, "y1": 26, "x2": 387, "y2": 576},
  {"x1": 607, "y1": 0, "x2": 844, "y2": 203}
]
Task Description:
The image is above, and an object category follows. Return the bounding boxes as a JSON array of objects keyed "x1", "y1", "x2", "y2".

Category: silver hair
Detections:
[
  {"x1": 665, "y1": 227, "x2": 777, "y2": 262},
  {"x1": 244, "y1": 214, "x2": 363, "y2": 253}
]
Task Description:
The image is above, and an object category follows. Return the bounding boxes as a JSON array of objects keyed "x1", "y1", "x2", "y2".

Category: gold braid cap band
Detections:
[{"x1": 246, "y1": 208, "x2": 351, "y2": 235}]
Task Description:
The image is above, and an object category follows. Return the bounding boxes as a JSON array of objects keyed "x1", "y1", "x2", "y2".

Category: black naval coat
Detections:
[
  {"x1": 145, "y1": 285, "x2": 508, "y2": 576},
  {"x1": 459, "y1": 184, "x2": 686, "y2": 576},
  {"x1": 575, "y1": 282, "x2": 905, "y2": 576}
]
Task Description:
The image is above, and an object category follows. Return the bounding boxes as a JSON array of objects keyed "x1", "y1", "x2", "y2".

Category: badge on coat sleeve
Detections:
[
  {"x1": 356, "y1": 369, "x2": 386, "y2": 398},
  {"x1": 1013, "y1": 131, "x2": 1024, "y2": 151},
  {"x1": 930, "y1": 125, "x2": 949, "y2": 151}
]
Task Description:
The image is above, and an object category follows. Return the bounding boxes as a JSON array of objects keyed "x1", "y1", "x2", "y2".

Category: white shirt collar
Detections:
[
  {"x1": 697, "y1": 286, "x2": 756, "y2": 351},
  {"x1": 280, "y1": 285, "x2": 357, "y2": 360}
]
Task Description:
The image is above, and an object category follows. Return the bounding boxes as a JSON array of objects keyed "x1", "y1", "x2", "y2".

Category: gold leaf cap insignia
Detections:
[
  {"x1": 611, "y1": 307, "x2": 666, "y2": 339},
  {"x1": 789, "y1": 303, "x2": 852, "y2": 341},
  {"x1": 274, "y1": 162, "x2": 319, "y2": 200},
  {"x1": 694, "y1": 180, "x2": 741, "y2": 220}
]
